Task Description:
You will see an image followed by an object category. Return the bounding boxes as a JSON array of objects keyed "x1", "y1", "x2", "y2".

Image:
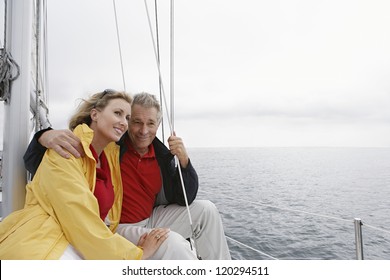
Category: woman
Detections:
[{"x1": 0, "y1": 90, "x2": 169, "y2": 259}]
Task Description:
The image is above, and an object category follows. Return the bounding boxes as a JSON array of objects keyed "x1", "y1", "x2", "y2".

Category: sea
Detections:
[{"x1": 188, "y1": 147, "x2": 390, "y2": 260}]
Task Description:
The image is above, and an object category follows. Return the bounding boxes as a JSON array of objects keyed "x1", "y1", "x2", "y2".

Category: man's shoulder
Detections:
[
  {"x1": 152, "y1": 137, "x2": 171, "y2": 159},
  {"x1": 152, "y1": 137, "x2": 167, "y2": 151}
]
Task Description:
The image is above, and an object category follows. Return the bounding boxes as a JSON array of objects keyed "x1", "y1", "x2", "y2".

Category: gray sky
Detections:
[{"x1": 1, "y1": 0, "x2": 390, "y2": 148}]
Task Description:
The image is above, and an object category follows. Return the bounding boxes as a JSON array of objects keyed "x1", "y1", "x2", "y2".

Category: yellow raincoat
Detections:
[{"x1": 0, "y1": 124, "x2": 143, "y2": 259}]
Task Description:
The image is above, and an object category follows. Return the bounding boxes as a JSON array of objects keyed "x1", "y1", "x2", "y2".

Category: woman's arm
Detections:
[{"x1": 40, "y1": 150, "x2": 142, "y2": 260}]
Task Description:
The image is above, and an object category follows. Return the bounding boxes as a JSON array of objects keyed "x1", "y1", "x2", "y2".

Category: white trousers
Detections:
[
  {"x1": 117, "y1": 200, "x2": 231, "y2": 260},
  {"x1": 60, "y1": 244, "x2": 83, "y2": 260},
  {"x1": 60, "y1": 200, "x2": 231, "y2": 260}
]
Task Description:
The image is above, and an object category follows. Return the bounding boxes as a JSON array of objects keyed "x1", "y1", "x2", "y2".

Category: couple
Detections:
[{"x1": 0, "y1": 90, "x2": 231, "y2": 260}]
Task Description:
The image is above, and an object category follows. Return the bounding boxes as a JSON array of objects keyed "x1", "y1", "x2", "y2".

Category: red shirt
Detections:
[
  {"x1": 120, "y1": 137, "x2": 162, "y2": 223},
  {"x1": 90, "y1": 145, "x2": 114, "y2": 221}
]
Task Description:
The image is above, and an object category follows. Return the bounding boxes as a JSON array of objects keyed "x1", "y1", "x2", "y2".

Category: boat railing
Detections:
[{"x1": 198, "y1": 191, "x2": 390, "y2": 260}]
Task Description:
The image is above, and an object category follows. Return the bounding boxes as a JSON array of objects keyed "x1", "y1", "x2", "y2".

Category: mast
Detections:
[{"x1": 1, "y1": 0, "x2": 33, "y2": 217}]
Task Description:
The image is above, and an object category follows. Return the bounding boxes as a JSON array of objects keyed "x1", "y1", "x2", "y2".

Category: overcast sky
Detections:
[{"x1": 1, "y1": 0, "x2": 390, "y2": 148}]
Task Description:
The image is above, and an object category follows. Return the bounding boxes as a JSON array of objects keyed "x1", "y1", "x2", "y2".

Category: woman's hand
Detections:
[{"x1": 137, "y1": 228, "x2": 170, "y2": 260}]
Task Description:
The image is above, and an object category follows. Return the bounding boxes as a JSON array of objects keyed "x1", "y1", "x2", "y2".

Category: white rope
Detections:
[
  {"x1": 363, "y1": 224, "x2": 390, "y2": 236},
  {"x1": 170, "y1": 0, "x2": 174, "y2": 132},
  {"x1": 232, "y1": 197, "x2": 352, "y2": 224},
  {"x1": 226, "y1": 235, "x2": 278, "y2": 260},
  {"x1": 143, "y1": 0, "x2": 201, "y2": 259},
  {"x1": 43, "y1": 0, "x2": 49, "y2": 106},
  {"x1": 153, "y1": 0, "x2": 165, "y2": 142},
  {"x1": 35, "y1": 0, "x2": 41, "y2": 131},
  {"x1": 112, "y1": 0, "x2": 127, "y2": 92},
  {"x1": 30, "y1": 0, "x2": 51, "y2": 131},
  {"x1": 143, "y1": 0, "x2": 173, "y2": 132},
  {"x1": 199, "y1": 190, "x2": 390, "y2": 257}
]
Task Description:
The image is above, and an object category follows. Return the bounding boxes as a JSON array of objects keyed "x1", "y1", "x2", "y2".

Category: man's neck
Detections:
[
  {"x1": 127, "y1": 137, "x2": 151, "y2": 157},
  {"x1": 137, "y1": 147, "x2": 149, "y2": 157}
]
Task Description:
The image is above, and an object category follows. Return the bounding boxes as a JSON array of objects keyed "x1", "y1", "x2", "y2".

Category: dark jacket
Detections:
[{"x1": 24, "y1": 128, "x2": 199, "y2": 206}]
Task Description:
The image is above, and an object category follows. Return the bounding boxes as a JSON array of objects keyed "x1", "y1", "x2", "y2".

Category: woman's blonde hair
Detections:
[{"x1": 68, "y1": 89, "x2": 132, "y2": 131}]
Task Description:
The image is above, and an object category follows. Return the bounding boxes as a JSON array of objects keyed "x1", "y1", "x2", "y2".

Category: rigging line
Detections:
[
  {"x1": 35, "y1": 0, "x2": 41, "y2": 131},
  {"x1": 225, "y1": 235, "x2": 278, "y2": 260},
  {"x1": 233, "y1": 197, "x2": 352, "y2": 224},
  {"x1": 154, "y1": 0, "x2": 165, "y2": 143},
  {"x1": 38, "y1": 0, "x2": 51, "y2": 128},
  {"x1": 0, "y1": 1, "x2": 20, "y2": 102},
  {"x1": 197, "y1": 190, "x2": 354, "y2": 225},
  {"x1": 201, "y1": 191, "x2": 390, "y2": 241},
  {"x1": 170, "y1": 0, "x2": 174, "y2": 132},
  {"x1": 43, "y1": 0, "x2": 49, "y2": 106},
  {"x1": 112, "y1": 0, "x2": 126, "y2": 92},
  {"x1": 169, "y1": 0, "x2": 201, "y2": 259},
  {"x1": 167, "y1": 0, "x2": 201, "y2": 259},
  {"x1": 363, "y1": 224, "x2": 390, "y2": 236},
  {"x1": 144, "y1": 0, "x2": 201, "y2": 259},
  {"x1": 143, "y1": 0, "x2": 172, "y2": 132},
  {"x1": 2, "y1": 0, "x2": 6, "y2": 49}
]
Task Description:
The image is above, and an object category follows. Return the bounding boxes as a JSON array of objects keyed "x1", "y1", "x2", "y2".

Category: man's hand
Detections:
[
  {"x1": 168, "y1": 132, "x2": 189, "y2": 168},
  {"x1": 38, "y1": 129, "x2": 84, "y2": 159}
]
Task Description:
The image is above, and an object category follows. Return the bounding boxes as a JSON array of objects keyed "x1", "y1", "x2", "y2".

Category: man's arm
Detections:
[
  {"x1": 165, "y1": 134, "x2": 199, "y2": 205},
  {"x1": 168, "y1": 133, "x2": 198, "y2": 204},
  {"x1": 172, "y1": 159, "x2": 199, "y2": 205},
  {"x1": 153, "y1": 135, "x2": 199, "y2": 206},
  {"x1": 23, "y1": 128, "x2": 83, "y2": 178},
  {"x1": 23, "y1": 128, "x2": 52, "y2": 177},
  {"x1": 167, "y1": 133, "x2": 189, "y2": 168}
]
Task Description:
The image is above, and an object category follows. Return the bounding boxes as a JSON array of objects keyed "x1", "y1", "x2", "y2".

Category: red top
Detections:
[
  {"x1": 120, "y1": 137, "x2": 162, "y2": 223},
  {"x1": 90, "y1": 145, "x2": 114, "y2": 221}
]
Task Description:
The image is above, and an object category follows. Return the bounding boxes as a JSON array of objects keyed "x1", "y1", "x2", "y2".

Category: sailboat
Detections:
[
  {"x1": 0, "y1": 0, "x2": 207, "y2": 259},
  {"x1": 1, "y1": 0, "x2": 389, "y2": 261}
]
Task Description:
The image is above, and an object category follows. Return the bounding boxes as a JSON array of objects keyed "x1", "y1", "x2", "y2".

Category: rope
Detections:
[
  {"x1": 232, "y1": 196, "x2": 352, "y2": 224},
  {"x1": 35, "y1": 0, "x2": 42, "y2": 131},
  {"x1": 199, "y1": 191, "x2": 390, "y2": 257},
  {"x1": 0, "y1": 0, "x2": 20, "y2": 102},
  {"x1": 170, "y1": 0, "x2": 174, "y2": 132},
  {"x1": 226, "y1": 235, "x2": 278, "y2": 260},
  {"x1": 2, "y1": 0, "x2": 7, "y2": 49},
  {"x1": 0, "y1": 51, "x2": 20, "y2": 102},
  {"x1": 143, "y1": 0, "x2": 173, "y2": 132},
  {"x1": 112, "y1": 0, "x2": 127, "y2": 92},
  {"x1": 363, "y1": 224, "x2": 390, "y2": 236},
  {"x1": 42, "y1": 0, "x2": 50, "y2": 109},
  {"x1": 143, "y1": 0, "x2": 201, "y2": 259},
  {"x1": 153, "y1": 0, "x2": 165, "y2": 142},
  {"x1": 29, "y1": 0, "x2": 51, "y2": 131}
]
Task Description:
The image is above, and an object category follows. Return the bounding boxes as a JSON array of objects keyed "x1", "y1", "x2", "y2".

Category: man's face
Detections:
[{"x1": 128, "y1": 104, "x2": 160, "y2": 155}]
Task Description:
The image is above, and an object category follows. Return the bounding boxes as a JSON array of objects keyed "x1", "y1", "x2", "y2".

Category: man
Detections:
[{"x1": 24, "y1": 92, "x2": 231, "y2": 260}]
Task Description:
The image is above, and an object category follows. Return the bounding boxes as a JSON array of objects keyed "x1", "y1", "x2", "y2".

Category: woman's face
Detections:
[{"x1": 91, "y1": 98, "x2": 131, "y2": 145}]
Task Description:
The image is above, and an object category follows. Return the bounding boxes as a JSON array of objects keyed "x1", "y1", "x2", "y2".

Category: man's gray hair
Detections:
[{"x1": 132, "y1": 92, "x2": 162, "y2": 123}]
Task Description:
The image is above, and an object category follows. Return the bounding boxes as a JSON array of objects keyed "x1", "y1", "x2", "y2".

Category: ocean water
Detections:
[{"x1": 188, "y1": 147, "x2": 390, "y2": 260}]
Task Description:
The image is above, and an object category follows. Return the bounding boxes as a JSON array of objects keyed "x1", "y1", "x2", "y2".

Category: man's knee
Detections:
[
  {"x1": 191, "y1": 200, "x2": 219, "y2": 217},
  {"x1": 164, "y1": 231, "x2": 191, "y2": 249},
  {"x1": 156, "y1": 231, "x2": 197, "y2": 259}
]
